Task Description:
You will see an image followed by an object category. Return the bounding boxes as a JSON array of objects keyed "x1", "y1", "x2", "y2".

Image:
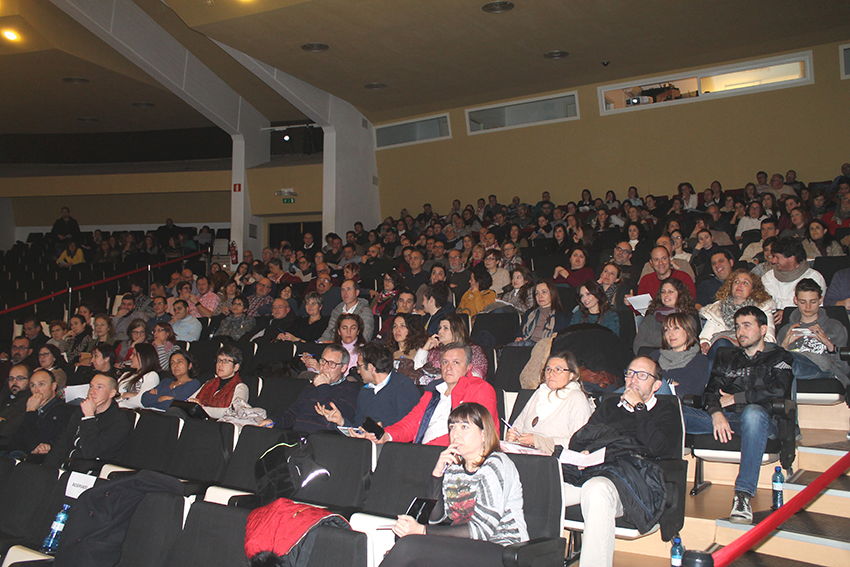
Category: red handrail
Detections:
[
  {"x1": 712, "y1": 450, "x2": 850, "y2": 567},
  {"x1": 0, "y1": 249, "x2": 206, "y2": 317}
]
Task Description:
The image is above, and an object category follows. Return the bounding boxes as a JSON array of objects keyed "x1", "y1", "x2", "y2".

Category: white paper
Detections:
[
  {"x1": 66, "y1": 471, "x2": 97, "y2": 499},
  {"x1": 499, "y1": 441, "x2": 548, "y2": 456},
  {"x1": 558, "y1": 447, "x2": 606, "y2": 468},
  {"x1": 64, "y1": 385, "x2": 89, "y2": 404},
  {"x1": 627, "y1": 294, "x2": 653, "y2": 316}
]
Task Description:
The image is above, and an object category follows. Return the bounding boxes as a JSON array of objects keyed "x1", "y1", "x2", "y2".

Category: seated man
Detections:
[
  {"x1": 43, "y1": 374, "x2": 133, "y2": 469},
  {"x1": 636, "y1": 246, "x2": 696, "y2": 300},
  {"x1": 112, "y1": 293, "x2": 149, "y2": 341},
  {"x1": 22, "y1": 316, "x2": 49, "y2": 352},
  {"x1": 824, "y1": 266, "x2": 850, "y2": 311},
  {"x1": 319, "y1": 279, "x2": 374, "y2": 342},
  {"x1": 375, "y1": 291, "x2": 416, "y2": 341},
  {"x1": 777, "y1": 279, "x2": 850, "y2": 391},
  {"x1": 260, "y1": 345, "x2": 360, "y2": 433},
  {"x1": 638, "y1": 237, "x2": 696, "y2": 281},
  {"x1": 0, "y1": 365, "x2": 31, "y2": 449},
  {"x1": 147, "y1": 295, "x2": 172, "y2": 332},
  {"x1": 186, "y1": 275, "x2": 220, "y2": 319},
  {"x1": 251, "y1": 298, "x2": 298, "y2": 343},
  {"x1": 420, "y1": 282, "x2": 454, "y2": 336},
  {"x1": 170, "y1": 300, "x2": 202, "y2": 342},
  {"x1": 739, "y1": 218, "x2": 779, "y2": 266},
  {"x1": 315, "y1": 342, "x2": 420, "y2": 430},
  {"x1": 563, "y1": 356, "x2": 681, "y2": 567},
  {"x1": 683, "y1": 306, "x2": 793, "y2": 524},
  {"x1": 363, "y1": 343, "x2": 497, "y2": 446},
  {"x1": 6, "y1": 369, "x2": 72, "y2": 458},
  {"x1": 695, "y1": 249, "x2": 735, "y2": 309},
  {"x1": 762, "y1": 238, "x2": 827, "y2": 322},
  {"x1": 246, "y1": 278, "x2": 275, "y2": 317}
]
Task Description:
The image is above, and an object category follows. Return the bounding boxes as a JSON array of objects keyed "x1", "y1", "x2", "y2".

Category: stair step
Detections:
[
  {"x1": 727, "y1": 549, "x2": 825, "y2": 567},
  {"x1": 787, "y1": 469, "x2": 850, "y2": 494}
]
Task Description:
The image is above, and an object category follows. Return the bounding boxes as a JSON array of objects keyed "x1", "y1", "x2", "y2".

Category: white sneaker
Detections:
[{"x1": 730, "y1": 491, "x2": 753, "y2": 524}]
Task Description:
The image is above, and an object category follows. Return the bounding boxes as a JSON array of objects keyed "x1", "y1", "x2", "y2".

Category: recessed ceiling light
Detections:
[
  {"x1": 77, "y1": 117, "x2": 99, "y2": 122},
  {"x1": 364, "y1": 83, "x2": 387, "y2": 90},
  {"x1": 301, "y1": 43, "x2": 329, "y2": 52},
  {"x1": 544, "y1": 50, "x2": 569, "y2": 59},
  {"x1": 131, "y1": 102, "x2": 155, "y2": 108},
  {"x1": 481, "y1": 2, "x2": 514, "y2": 14},
  {"x1": 62, "y1": 77, "x2": 90, "y2": 84},
  {"x1": 3, "y1": 30, "x2": 20, "y2": 41}
]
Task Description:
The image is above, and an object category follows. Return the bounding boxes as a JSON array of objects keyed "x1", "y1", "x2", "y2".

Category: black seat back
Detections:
[
  {"x1": 119, "y1": 411, "x2": 181, "y2": 472},
  {"x1": 472, "y1": 312, "x2": 521, "y2": 346},
  {"x1": 507, "y1": 453, "x2": 563, "y2": 539},
  {"x1": 296, "y1": 435, "x2": 374, "y2": 509},
  {"x1": 166, "y1": 501, "x2": 250, "y2": 567},
  {"x1": 221, "y1": 426, "x2": 289, "y2": 492},
  {"x1": 165, "y1": 420, "x2": 235, "y2": 483},
  {"x1": 361, "y1": 442, "x2": 444, "y2": 517},
  {"x1": 115, "y1": 491, "x2": 186, "y2": 567}
]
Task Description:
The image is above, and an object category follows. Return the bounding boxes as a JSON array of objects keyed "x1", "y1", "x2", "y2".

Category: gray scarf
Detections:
[
  {"x1": 719, "y1": 296, "x2": 756, "y2": 328},
  {"x1": 658, "y1": 343, "x2": 700, "y2": 370},
  {"x1": 774, "y1": 261, "x2": 809, "y2": 283}
]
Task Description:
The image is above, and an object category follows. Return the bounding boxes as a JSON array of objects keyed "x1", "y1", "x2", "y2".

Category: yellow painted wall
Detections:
[{"x1": 375, "y1": 41, "x2": 850, "y2": 216}]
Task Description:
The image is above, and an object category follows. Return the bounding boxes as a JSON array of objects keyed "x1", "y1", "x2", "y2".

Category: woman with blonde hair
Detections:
[
  {"x1": 699, "y1": 269, "x2": 776, "y2": 356},
  {"x1": 505, "y1": 351, "x2": 594, "y2": 455}
]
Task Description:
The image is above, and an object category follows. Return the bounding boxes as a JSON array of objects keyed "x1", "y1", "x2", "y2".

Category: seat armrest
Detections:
[
  {"x1": 769, "y1": 398, "x2": 795, "y2": 416},
  {"x1": 227, "y1": 493, "x2": 261, "y2": 508},
  {"x1": 681, "y1": 395, "x2": 702, "y2": 409},
  {"x1": 501, "y1": 537, "x2": 566, "y2": 567},
  {"x1": 1, "y1": 546, "x2": 53, "y2": 567}
]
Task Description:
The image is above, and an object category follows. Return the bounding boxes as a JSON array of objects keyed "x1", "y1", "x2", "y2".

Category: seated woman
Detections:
[
  {"x1": 382, "y1": 403, "x2": 528, "y2": 567},
  {"x1": 552, "y1": 224, "x2": 571, "y2": 255},
  {"x1": 483, "y1": 249, "x2": 510, "y2": 293},
  {"x1": 116, "y1": 343, "x2": 161, "y2": 409},
  {"x1": 670, "y1": 229, "x2": 692, "y2": 264},
  {"x1": 633, "y1": 278, "x2": 699, "y2": 355},
  {"x1": 61, "y1": 315, "x2": 93, "y2": 364},
  {"x1": 371, "y1": 269, "x2": 404, "y2": 316},
  {"x1": 465, "y1": 244, "x2": 486, "y2": 270},
  {"x1": 282, "y1": 292, "x2": 329, "y2": 344},
  {"x1": 506, "y1": 351, "x2": 594, "y2": 455},
  {"x1": 386, "y1": 313, "x2": 428, "y2": 360},
  {"x1": 499, "y1": 266, "x2": 535, "y2": 313},
  {"x1": 803, "y1": 219, "x2": 845, "y2": 258},
  {"x1": 699, "y1": 268, "x2": 775, "y2": 357},
  {"x1": 35, "y1": 344, "x2": 68, "y2": 393},
  {"x1": 552, "y1": 246, "x2": 595, "y2": 289},
  {"x1": 303, "y1": 313, "x2": 365, "y2": 376},
  {"x1": 414, "y1": 313, "x2": 488, "y2": 382},
  {"x1": 527, "y1": 214, "x2": 553, "y2": 241},
  {"x1": 115, "y1": 318, "x2": 148, "y2": 368},
  {"x1": 569, "y1": 280, "x2": 620, "y2": 335},
  {"x1": 214, "y1": 295, "x2": 256, "y2": 341},
  {"x1": 47, "y1": 320, "x2": 68, "y2": 352},
  {"x1": 56, "y1": 241, "x2": 84, "y2": 268},
  {"x1": 152, "y1": 322, "x2": 178, "y2": 371},
  {"x1": 187, "y1": 344, "x2": 248, "y2": 419},
  {"x1": 457, "y1": 266, "x2": 496, "y2": 321},
  {"x1": 87, "y1": 314, "x2": 116, "y2": 352},
  {"x1": 597, "y1": 262, "x2": 629, "y2": 311},
  {"x1": 212, "y1": 280, "x2": 240, "y2": 316},
  {"x1": 512, "y1": 280, "x2": 569, "y2": 346},
  {"x1": 651, "y1": 313, "x2": 710, "y2": 397},
  {"x1": 141, "y1": 350, "x2": 202, "y2": 411},
  {"x1": 690, "y1": 229, "x2": 721, "y2": 277}
]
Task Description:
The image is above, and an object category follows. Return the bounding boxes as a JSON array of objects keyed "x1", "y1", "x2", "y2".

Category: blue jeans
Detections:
[{"x1": 683, "y1": 404, "x2": 777, "y2": 496}]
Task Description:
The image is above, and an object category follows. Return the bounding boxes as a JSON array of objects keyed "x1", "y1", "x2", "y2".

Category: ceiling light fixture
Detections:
[
  {"x1": 131, "y1": 102, "x2": 155, "y2": 108},
  {"x1": 62, "y1": 77, "x2": 90, "y2": 84},
  {"x1": 3, "y1": 30, "x2": 20, "y2": 41},
  {"x1": 364, "y1": 83, "x2": 387, "y2": 90},
  {"x1": 481, "y1": 2, "x2": 514, "y2": 14},
  {"x1": 544, "y1": 50, "x2": 569, "y2": 59},
  {"x1": 301, "y1": 43, "x2": 329, "y2": 52}
]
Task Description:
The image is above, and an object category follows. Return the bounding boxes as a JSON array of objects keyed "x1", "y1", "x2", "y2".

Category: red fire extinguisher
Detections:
[{"x1": 230, "y1": 241, "x2": 238, "y2": 265}]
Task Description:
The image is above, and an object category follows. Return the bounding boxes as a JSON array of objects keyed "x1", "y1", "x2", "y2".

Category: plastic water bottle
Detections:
[
  {"x1": 772, "y1": 466, "x2": 785, "y2": 509},
  {"x1": 41, "y1": 503, "x2": 70, "y2": 554},
  {"x1": 670, "y1": 536, "x2": 684, "y2": 566}
]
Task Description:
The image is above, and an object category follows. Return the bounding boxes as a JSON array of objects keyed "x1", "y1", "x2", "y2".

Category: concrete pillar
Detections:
[{"x1": 48, "y1": 0, "x2": 270, "y2": 259}]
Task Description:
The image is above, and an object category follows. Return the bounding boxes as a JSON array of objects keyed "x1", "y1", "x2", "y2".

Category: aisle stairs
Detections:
[{"x1": 609, "y1": 403, "x2": 850, "y2": 567}]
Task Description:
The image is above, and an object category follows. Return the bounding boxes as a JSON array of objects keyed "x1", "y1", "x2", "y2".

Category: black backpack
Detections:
[{"x1": 254, "y1": 438, "x2": 330, "y2": 506}]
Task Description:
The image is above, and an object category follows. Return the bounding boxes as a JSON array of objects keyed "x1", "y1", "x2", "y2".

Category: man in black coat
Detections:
[
  {"x1": 563, "y1": 356, "x2": 681, "y2": 567},
  {"x1": 0, "y1": 364, "x2": 31, "y2": 448},
  {"x1": 7, "y1": 369, "x2": 72, "y2": 457},
  {"x1": 44, "y1": 374, "x2": 132, "y2": 469}
]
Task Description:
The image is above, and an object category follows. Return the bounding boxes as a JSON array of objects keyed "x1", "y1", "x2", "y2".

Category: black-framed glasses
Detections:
[
  {"x1": 624, "y1": 369, "x2": 656, "y2": 382},
  {"x1": 319, "y1": 358, "x2": 343, "y2": 369}
]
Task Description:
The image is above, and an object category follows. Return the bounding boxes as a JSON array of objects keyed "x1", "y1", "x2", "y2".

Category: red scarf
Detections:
[{"x1": 196, "y1": 372, "x2": 242, "y2": 407}]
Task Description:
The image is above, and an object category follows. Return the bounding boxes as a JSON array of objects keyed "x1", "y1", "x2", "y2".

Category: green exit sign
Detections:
[{"x1": 281, "y1": 197, "x2": 295, "y2": 204}]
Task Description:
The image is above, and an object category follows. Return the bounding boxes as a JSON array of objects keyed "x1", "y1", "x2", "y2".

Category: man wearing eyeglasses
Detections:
[
  {"x1": 563, "y1": 356, "x2": 681, "y2": 567},
  {"x1": 257, "y1": 345, "x2": 359, "y2": 433},
  {"x1": 0, "y1": 364, "x2": 32, "y2": 448},
  {"x1": 245, "y1": 278, "x2": 275, "y2": 317},
  {"x1": 0, "y1": 336, "x2": 35, "y2": 384},
  {"x1": 682, "y1": 306, "x2": 793, "y2": 525}
]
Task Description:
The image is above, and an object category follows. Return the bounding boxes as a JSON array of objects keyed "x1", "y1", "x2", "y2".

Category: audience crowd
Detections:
[{"x1": 2, "y1": 164, "x2": 850, "y2": 566}]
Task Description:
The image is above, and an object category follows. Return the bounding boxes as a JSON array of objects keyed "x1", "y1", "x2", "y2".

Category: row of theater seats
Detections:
[{"x1": 0, "y1": 412, "x2": 566, "y2": 567}]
